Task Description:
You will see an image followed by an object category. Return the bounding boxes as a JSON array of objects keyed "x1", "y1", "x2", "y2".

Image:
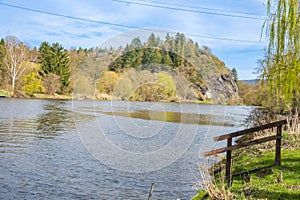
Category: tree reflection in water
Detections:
[{"x1": 36, "y1": 101, "x2": 73, "y2": 136}]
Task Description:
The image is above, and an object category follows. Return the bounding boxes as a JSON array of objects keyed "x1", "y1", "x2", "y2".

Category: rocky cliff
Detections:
[{"x1": 204, "y1": 73, "x2": 239, "y2": 102}]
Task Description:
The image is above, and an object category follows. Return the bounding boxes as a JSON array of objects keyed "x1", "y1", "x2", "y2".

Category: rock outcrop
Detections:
[{"x1": 204, "y1": 73, "x2": 239, "y2": 103}]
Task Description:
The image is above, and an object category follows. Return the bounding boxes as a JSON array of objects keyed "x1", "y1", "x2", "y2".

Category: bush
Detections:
[
  {"x1": 42, "y1": 73, "x2": 61, "y2": 95},
  {"x1": 22, "y1": 72, "x2": 44, "y2": 95}
]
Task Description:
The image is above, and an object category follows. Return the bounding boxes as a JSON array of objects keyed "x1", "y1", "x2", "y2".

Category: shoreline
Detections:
[{"x1": 1, "y1": 89, "x2": 219, "y2": 104}]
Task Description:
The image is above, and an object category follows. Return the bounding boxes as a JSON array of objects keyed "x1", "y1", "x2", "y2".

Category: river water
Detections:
[{"x1": 0, "y1": 99, "x2": 251, "y2": 199}]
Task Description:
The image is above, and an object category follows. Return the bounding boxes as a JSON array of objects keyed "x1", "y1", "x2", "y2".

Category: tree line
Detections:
[
  {"x1": 0, "y1": 35, "x2": 88, "y2": 96},
  {"x1": 0, "y1": 32, "x2": 234, "y2": 101}
]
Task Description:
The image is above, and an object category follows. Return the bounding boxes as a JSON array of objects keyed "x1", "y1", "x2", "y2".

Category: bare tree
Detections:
[{"x1": 4, "y1": 35, "x2": 29, "y2": 94}]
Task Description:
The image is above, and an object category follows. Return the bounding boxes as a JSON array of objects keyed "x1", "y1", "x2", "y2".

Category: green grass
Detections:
[
  {"x1": 195, "y1": 99, "x2": 213, "y2": 104},
  {"x1": 33, "y1": 93, "x2": 72, "y2": 100},
  {"x1": 230, "y1": 148, "x2": 300, "y2": 199},
  {"x1": 0, "y1": 89, "x2": 10, "y2": 97},
  {"x1": 194, "y1": 133, "x2": 300, "y2": 199}
]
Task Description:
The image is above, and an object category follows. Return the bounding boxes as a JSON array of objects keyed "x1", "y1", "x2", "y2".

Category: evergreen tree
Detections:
[
  {"x1": 175, "y1": 33, "x2": 186, "y2": 67},
  {"x1": 185, "y1": 39, "x2": 196, "y2": 59},
  {"x1": 0, "y1": 38, "x2": 5, "y2": 64},
  {"x1": 147, "y1": 33, "x2": 160, "y2": 48},
  {"x1": 52, "y1": 43, "x2": 70, "y2": 87},
  {"x1": 130, "y1": 37, "x2": 142, "y2": 49},
  {"x1": 39, "y1": 42, "x2": 70, "y2": 90},
  {"x1": 164, "y1": 33, "x2": 172, "y2": 51},
  {"x1": 231, "y1": 68, "x2": 238, "y2": 82},
  {"x1": 142, "y1": 48, "x2": 162, "y2": 65},
  {"x1": 162, "y1": 48, "x2": 173, "y2": 67},
  {"x1": 0, "y1": 38, "x2": 6, "y2": 85},
  {"x1": 39, "y1": 42, "x2": 54, "y2": 75}
]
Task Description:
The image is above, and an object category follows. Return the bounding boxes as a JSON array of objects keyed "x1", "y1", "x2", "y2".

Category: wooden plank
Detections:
[
  {"x1": 214, "y1": 119, "x2": 287, "y2": 141},
  {"x1": 275, "y1": 125, "x2": 282, "y2": 166},
  {"x1": 203, "y1": 135, "x2": 281, "y2": 156},
  {"x1": 226, "y1": 138, "x2": 232, "y2": 187}
]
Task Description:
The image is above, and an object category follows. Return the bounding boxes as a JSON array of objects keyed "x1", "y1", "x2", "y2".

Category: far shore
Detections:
[{"x1": 0, "y1": 90, "x2": 221, "y2": 104}]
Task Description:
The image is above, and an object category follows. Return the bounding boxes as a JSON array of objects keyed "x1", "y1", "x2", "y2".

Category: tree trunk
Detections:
[{"x1": 11, "y1": 76, "x2": 15, "y2": 96}]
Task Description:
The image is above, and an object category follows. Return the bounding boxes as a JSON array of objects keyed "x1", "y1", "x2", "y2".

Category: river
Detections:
[{"x1": 0, "y1": 99, "x2": 251, "y2": 199}]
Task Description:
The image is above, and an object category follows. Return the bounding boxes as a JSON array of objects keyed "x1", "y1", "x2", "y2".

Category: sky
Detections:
[{"x1": 0, "y1": 0, "x2": 268, "y2": 80}]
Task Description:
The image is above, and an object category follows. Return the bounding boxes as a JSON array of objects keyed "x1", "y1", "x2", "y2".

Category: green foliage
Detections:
[
  {"x1": 0, "y1": 89, "x2": 10, "y2": 97},
  {"x1": 129, "y1": 72, "x2": 176, "y2": 102},
  {"x1": 147, "y1": 33, "x2": 160, "y2": 48},
  {"x1": 0, "y1": 38, "x2": 7, "y2": 88},
  {"x1": 194, "y1": 135, "x2": 300, "y2": 200},
  {"x1": 22, "y1": 72, "x2": 44, "y2": 95},
  {"x1": 105, "y1": 32, "x2": 234, "y2": 101},
  {"x1": 39, "y1": 42, "x2": 71, "y2": 90},
  {"x1": 98, "y1": 71, "x2": 119, "y2": 95},
  {"x1": 113, "y1": 77, "x2": 133, "y2": 99},
  {"x1": 142, "y1": 48, "x2": 163, "y2": 65},
  {"x1": 130, "y1": 83, "x2": 173, "y2": 102},
  {"x1": 263, "y1": 0, "x2": 300, "y2": 112},
  {"x1": 231, "y1": 68, "x2": 238, "y2": 82},
  {"x1": 156, "y1": 73, "x2": 176, "y2": 96},
  {"x1": 0, "y1": 32, "x2": 233, "y2": 100}
]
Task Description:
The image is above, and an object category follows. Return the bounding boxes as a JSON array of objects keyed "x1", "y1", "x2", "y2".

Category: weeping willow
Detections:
[{"x1": 263, "y1": 0, "x2": 300, "y2": 112}]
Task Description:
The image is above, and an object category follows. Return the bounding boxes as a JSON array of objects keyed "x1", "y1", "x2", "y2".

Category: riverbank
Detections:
[
  {"x1": 0, "y1": 89, "x2": 218, "y2": 104},
  {"x1": 193, "y1": 132, "x2": 300, "y2": 199},
  {"x1": 0, "y1": 89, "x2": 10, "y2": 97}
]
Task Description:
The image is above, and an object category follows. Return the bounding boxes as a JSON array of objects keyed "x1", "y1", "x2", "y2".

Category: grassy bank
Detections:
[
  {"x1": 194, "y1": 132, "x2": 300, "y2": 199},
  {"x1": 0, "y1": 89, "x2": 10, "y2": 97},
  {"x1": 33, "y1": 93, "x2": 73, "y2": 100}
]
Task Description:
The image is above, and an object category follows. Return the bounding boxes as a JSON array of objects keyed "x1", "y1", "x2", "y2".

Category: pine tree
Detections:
[
  {"x1": 130, "y1": 37, "x2": 142, "y2": 49},
  {"x1": 162, "y1": 48, "x2": 173, "y2": 67},
  {"x1": 231, "y1": 68, "x2": 238, "y2": 82},
  {"x1": 39, "y1": 42, "x2": 70, "y2": 90},
  {"x1": 0, "y1": 39, "x2": 5, "y2": 76},
  {"x1": 147, "y1": 33, "x2": 160, "y2": 48},
  {"x1": 39, "y1": 42, "x2": 53, "y2": 75}
]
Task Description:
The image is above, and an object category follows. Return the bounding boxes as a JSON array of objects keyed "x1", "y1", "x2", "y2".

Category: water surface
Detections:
[{"x1": 0, "y1": 99, "x2": 251, "y2": 199}]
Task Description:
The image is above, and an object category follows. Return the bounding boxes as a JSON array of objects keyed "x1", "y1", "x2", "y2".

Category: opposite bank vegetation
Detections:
[{"x1": 0, "y1": 32, "x2": 241, "y2": 103}]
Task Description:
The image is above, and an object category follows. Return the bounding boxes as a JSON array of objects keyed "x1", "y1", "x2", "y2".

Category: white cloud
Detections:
[{"x1": 0, "y1": 0, "x2": 269, "y2": 79}]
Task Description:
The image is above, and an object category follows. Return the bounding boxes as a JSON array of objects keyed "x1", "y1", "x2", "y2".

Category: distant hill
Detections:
[{"x1": 242, "y1": 79, "x2": 260, "y2": 85}]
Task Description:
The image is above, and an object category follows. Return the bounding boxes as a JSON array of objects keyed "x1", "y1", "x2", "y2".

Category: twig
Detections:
[{"x1": 147, "y1": 182, "x2": 155, "y2": 200}]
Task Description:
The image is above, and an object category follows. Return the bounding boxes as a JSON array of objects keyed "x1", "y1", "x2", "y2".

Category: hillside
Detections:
[
  {"x1": 0, "y1": 33, "x2": 238, "y2": 102},
  {"x1": 77, "y1": 33, "x2": 238, "y2": 102}
]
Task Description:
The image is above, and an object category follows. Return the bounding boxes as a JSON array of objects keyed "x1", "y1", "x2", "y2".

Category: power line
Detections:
[
  {"x1": 0, "y1": 2, "x2": 138, "y2": 29},
  {"x1": 112, "y1": 0, "x2": 265, "y2": 20},
  {"x1": 0, "y1": 2, "x2": 264, "y2": 44},
  {"x1": 128, "y1": 0, "x2": 265, "y2": 17}
]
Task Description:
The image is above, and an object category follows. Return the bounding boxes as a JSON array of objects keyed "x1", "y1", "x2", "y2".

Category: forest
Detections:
[{"x1": 0, "y1": 32, "x2": 237, "y2": 102}]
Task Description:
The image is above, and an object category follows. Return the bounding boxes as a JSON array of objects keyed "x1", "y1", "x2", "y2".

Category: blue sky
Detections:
[{"x1": 0, "y1": 0, "x2": 268, "y2": 79}]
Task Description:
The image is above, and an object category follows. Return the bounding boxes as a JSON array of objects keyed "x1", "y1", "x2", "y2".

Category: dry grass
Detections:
[{"x1": 194, "y1": 158, "x2": 233, "y2": 200}]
